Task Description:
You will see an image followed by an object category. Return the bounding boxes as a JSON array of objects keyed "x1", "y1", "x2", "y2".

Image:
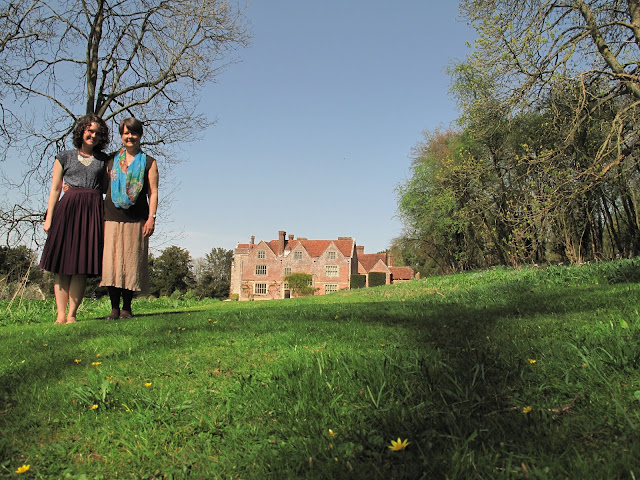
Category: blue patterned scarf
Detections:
[{"x1": 110, "y1": 148, "x2": 147, "y2": 209}]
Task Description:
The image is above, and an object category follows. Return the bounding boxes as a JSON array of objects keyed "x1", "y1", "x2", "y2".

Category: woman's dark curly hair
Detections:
[{"x1": 72, "y1": 114, "x2": 109, "y2": 152}]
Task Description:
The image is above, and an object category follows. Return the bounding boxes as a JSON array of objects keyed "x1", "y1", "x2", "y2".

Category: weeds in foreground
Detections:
[{"x1": 0, "y1": 259, "x2": 639, "y2": 478}]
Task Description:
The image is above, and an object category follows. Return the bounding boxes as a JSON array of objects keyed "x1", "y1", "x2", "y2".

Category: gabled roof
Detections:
[
  {"x1": 266, "y1": 240, "x2": 281, "y2": 254},
  {"x1": 358, "y1": 253, "x2": 388, "y2": 272},
  {"x1": 249, "y1": 240, "x2": 277, "y2": 257},
  {"x1": 286, "y1": 239, "x2": 354, "y2": 258}
]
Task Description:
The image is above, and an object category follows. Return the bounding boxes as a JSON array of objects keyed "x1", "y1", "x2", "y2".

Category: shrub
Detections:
[
  {"x1": 369, "y1": 272, "x2": 387, "y2": 287},
  {"x1": 285, "y1": 273, "x2": 316, "y2": 297},
  {"x1": 350, "y1": 274, "x2": 366, "y2": 289}
]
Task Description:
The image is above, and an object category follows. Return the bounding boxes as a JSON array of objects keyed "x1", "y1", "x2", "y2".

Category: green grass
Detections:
[{"x1": 1, "y1": 259, "x2": 640, "y2": 479}]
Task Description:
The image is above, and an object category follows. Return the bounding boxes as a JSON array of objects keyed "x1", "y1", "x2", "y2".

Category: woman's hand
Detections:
[{"x1": 143, "y1": 216, "x2": 155, "y2": 238}]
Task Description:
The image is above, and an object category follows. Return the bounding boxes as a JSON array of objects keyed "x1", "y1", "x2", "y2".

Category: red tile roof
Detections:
[
  {"x1": 285, "y1": 239, "x2": 354, "y2": 258},
  {"x1": 358, "y1": 253, "x2": 388, "y2": 272},
  {"x1": 389, "y1": 266, "x2": 414, "y2": 280},
  {"x1": 236, "y1": 235, "x2": 355, "y2": 259}
]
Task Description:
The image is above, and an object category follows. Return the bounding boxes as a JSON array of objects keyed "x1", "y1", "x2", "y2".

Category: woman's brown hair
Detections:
[
  {"x1": 119, "y1": 117, "x2": 144, "y2": 137},
  {"x1": 72, "y1": 114, "x2": 109, "y2": 152}
]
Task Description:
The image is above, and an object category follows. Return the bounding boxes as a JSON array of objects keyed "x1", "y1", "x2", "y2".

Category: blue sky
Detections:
[{"x1": 166, "y1": 1, "x2": 475, "y2": 259}]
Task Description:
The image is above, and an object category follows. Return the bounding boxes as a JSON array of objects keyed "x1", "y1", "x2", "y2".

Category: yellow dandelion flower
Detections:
[
  {"x1": 74, "y1": 359, "x2": 81, "y2": 363},
  {"x1": 15, "y1": 464, "x2": 30, "y2": 474},
  {"x1": 145, "y1": 382, "x2": 152, "y2": 387},
  {"x1": 389, "y1": 438, "x2": 410, "y2": 451},
  {"x1": 43, "y1": 344, "x2": 48, "y2": 347},
  {"x1": 529, "y1": 359, "x2": 537, "y2": 364},
  {"x1": 90, "y1": 404, "x2": 99, "y2": 410},
  {"x1": 328, "y1": 428, "x2": 336, "y2": 437},
  {"x1": 96, "y1": 354, "x2": 101, "y2": 357},
  {"x1": 91, "y1": 362, "x2": 101, "y2": 366},
  {"x1": 523, "y1": 406, "x2": 533, "y2": 414}
]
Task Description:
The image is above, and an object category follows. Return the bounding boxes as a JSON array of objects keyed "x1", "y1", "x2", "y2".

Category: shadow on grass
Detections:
[{"x1": 1, "y1": 275, "x2": 639, "y2": 477}]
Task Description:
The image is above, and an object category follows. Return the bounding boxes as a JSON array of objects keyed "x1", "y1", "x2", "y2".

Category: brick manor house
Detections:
[{"x1": 229, "y1": 230, "x2": 415, "y2": 301}]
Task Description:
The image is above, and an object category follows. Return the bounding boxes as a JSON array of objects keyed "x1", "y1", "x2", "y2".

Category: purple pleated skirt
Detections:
[{"x1": 39, "y1": 187, "x2": 103, "y2": 276}]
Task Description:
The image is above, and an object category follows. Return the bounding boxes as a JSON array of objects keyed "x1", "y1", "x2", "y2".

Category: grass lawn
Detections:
[{"x1": 1, "y1": 259, "x2": 640, "y2": 479}]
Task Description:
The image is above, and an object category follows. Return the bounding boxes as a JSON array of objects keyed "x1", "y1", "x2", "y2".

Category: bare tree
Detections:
[
  {"x1": 0, "y1": 0, "x2": 250, "y2": 245},
  {"x1": 456, "y1": 0, "x2": 640, "y2": 257},
  {"x1": 459, "y1": 1, "x2": 640, "y2": 175}
]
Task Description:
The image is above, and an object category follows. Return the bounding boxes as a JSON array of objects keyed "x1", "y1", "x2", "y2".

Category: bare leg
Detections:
[
  {"x1": 54, "y1": 274, "x2": 71, "y2": 324},
  {"x1": 66, "y1": 274, "x2": 88, "y2": 323}
]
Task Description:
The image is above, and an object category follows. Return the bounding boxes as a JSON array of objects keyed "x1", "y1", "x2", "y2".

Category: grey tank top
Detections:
[{"x1": 58, "y1": 149, "x2": 106, "y2": 190}]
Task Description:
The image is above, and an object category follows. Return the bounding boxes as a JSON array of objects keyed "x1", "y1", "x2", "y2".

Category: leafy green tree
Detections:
[
  {"x1": 397, "y1": 128, "x2": 494, "y2": 272},
  {"x1": 196, "y1": 247, "x2": 233, "y2": 299},
  {"x1": 0, "y1": 245, "x2": 41, "y2": 283},
  {"x1": 149, "y1": 246, "x2": 194, "y2": 297}
]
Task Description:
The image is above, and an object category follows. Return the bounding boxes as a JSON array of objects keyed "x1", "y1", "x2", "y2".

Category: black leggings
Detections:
[{"x1": 108, "y1": 286, "x2": 134, "y2": 311}]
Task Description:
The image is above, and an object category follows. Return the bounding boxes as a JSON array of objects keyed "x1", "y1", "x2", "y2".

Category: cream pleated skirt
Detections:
[{"x1": 100, "y1": 220, "x2": 149, "y2": 292}]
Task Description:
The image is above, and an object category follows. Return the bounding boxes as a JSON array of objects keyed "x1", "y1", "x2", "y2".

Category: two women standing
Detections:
[{"x1": 40, "y1": 115, "x2": 159, "y2": 323}]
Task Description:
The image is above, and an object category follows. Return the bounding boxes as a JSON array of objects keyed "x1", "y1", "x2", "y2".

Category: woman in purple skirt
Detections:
[{"x1": 40, "y1": 114, "x2": 110, "y2": 324}]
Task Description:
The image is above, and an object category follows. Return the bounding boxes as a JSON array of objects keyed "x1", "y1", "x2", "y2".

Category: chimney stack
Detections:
[
  {"x1": 250, "y1": 235, "x2": 255, "y2": 245},
  {"x1": 278, "y1": 230, "x2": 286, "y2": 255}
]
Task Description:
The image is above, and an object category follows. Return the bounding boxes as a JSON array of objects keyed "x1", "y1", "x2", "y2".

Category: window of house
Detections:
[
  {"x1": 283, "y1": 282, "x2": 289, "y2": 290},
  {"x1": 257, "y1": 250, "x2": 265, "y2": 259},
  {"x1": 325, "y1": 284, "x2": 337, "y2": 294},
  {"x1": 325, "y1": 265, "x2": 338, "y2": 277},
  {"x1": 255, "y1": 265, "x2": 267, "y2": 275},
  {"x1": 328, "y1": 251, "x2": 336, "y2": 260},
  {"x1": 254, "y1": 283, "x2": 267, "y2": 295},
  {"x1": 283, "y1": 267, "x2": 292, "y2": 276},
  {"x1": 294, "y1": 251, "x2": 302, "y2": 259}
]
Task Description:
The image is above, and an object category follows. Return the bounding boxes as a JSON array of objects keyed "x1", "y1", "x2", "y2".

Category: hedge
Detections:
[
  {"x1": 350, "y1": 274, "x2": 366, "y2": 289},
  {"x1": 368, "y1": 272, "x2": 387, "y2": 287}
]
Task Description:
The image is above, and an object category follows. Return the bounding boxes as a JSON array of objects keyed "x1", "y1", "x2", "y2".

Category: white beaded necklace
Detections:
[{"x1": 77, "y1": 150, "x2": 94, "y2": 166}]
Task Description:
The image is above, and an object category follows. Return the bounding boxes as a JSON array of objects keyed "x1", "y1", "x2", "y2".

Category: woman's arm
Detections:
[
  {"x1": 101, "y1": 156, "x2": 113, "y2": 194},
  {"x1": 142, "y1": 158, "x2": 159, "y2": 238},
  {"x1": 43, "y1": 159, "x2": 64, "y2": 234}
]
